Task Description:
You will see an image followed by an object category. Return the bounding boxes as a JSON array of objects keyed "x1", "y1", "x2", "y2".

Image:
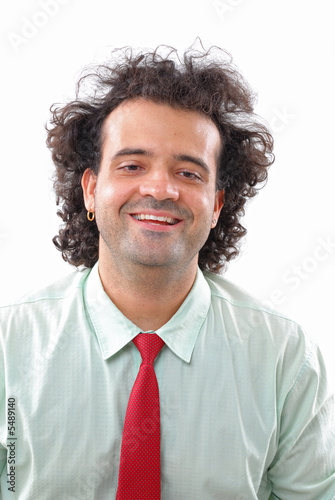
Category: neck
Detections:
[{"x1": 98, "y1": 256, "x2": 198, "y2": 332}]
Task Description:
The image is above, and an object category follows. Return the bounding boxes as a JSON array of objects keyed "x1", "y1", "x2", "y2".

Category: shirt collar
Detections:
[{"x1": 84, "y1": 262, "x2": 211, "y2": 363}]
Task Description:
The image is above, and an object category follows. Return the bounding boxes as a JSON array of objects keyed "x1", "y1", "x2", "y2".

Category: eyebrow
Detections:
[{"x1": 111, "y1": 148, "x2": 210, "y2": 174}]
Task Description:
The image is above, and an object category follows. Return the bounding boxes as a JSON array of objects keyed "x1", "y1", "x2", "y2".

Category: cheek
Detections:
[
  {"x1": 96, "y1": 181, "x2": 132, "y2": 210},
  {"x1": 189, "y1": 190, "x2": 216, "y2": 216}
]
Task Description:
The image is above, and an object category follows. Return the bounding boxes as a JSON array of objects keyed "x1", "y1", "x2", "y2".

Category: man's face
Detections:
[{"x1": 82, "y1": 98, "x2": 224, "y2": 274}]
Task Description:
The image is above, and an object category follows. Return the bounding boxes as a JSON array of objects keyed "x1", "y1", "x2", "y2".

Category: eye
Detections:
[
  {"x1": 179, "y1": 170, "x2": 202, "y2": 181},
  {"x1": 120, "y1": 164, "x2": 143, "y2": 172}
]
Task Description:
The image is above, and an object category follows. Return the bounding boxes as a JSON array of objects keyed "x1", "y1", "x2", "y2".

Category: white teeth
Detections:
[{"x1": 132, "y1": 214, "x2": 177, "y2": 224}]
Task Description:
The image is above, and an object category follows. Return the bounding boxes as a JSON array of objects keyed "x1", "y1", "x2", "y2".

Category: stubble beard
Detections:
[
  {"x1": 98, "y1": 220, "x2": 211, "y2": 285},
  {"x1": 96, "y1": 200, "x2": 213, "y2": 284}
]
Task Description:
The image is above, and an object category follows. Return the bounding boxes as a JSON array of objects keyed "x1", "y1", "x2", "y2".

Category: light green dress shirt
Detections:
[{"x1": 0, "y1": 263, "x2": 334, "y2": 499}]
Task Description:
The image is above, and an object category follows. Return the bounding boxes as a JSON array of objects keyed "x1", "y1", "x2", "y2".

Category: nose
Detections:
[{"x1": 138, "y1": 168, "x2": 179, "y2": 201}]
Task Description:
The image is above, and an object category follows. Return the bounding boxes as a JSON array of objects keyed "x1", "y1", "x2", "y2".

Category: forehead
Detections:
[{"x1": 101, "y1": 98, "x2": 222, "y2": 161}]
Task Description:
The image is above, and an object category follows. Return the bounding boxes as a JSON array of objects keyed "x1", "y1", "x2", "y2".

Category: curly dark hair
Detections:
[{"x1": 47, "y1": 40, "x2": 274, "y2": 273}]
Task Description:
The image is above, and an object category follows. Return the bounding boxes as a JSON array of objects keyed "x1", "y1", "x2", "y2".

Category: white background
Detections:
[{"x1": 1, "y1": 0, "x2": 334, "y2": 383}]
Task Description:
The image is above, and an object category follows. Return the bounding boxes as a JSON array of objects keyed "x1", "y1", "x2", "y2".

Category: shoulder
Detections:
[
  {"x1": 203, "y1": 271, "x2": 330, "y2": 405},
  {"x1": 203, "y1": 270, "x2": 295, "y2": 320},
  {"x1": 1, "y1": 268, "x2": 90, "y2": 308},
  {"x1": 0, "y1": 268, "x2": 91, "y2": 332},
  {"x1": 203, "y1": 269, "x2": 311, "y2": 350}
]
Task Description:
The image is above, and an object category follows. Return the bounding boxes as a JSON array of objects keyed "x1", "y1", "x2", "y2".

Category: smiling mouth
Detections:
[{"x1": 130, "y1": 214, "x2": 181, "y2": 225}]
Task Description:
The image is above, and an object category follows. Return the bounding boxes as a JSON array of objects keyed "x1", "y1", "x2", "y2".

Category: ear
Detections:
[
  {"x1": 211, "y1": 189, "x2": 225, "y2": 228},
  {"x1": 81, "y1": 168, "x2": 97, "y2": 212}
]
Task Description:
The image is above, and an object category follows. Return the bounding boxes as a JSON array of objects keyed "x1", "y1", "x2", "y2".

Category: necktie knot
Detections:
[{"x1": 133, "y1": 333, "x2": 165, "y2": 364}]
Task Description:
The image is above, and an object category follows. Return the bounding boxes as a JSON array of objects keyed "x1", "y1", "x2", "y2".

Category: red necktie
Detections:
[{"x1": 116, "y1": 333, "x2": 165, "y2": 500}]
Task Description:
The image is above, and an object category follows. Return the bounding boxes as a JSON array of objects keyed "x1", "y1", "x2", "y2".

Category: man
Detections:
[{"x1": 0, "y1": 42, "x2": 334, "y2": 499}]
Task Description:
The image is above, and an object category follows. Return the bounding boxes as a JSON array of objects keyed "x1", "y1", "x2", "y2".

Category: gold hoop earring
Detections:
[{"x1": 87, "y1": 211, "x2": 95, "y2": 222}]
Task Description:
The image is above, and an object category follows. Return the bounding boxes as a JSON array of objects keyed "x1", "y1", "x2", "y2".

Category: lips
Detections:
[{"x1": 130, "y1": 214, "x2": 181, "y2": 225}]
